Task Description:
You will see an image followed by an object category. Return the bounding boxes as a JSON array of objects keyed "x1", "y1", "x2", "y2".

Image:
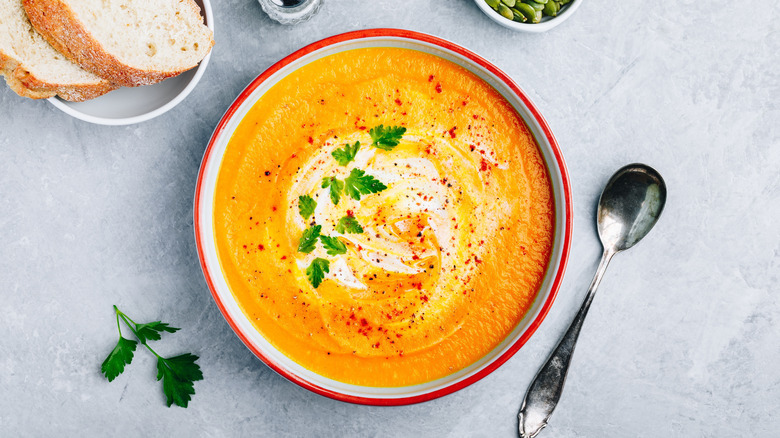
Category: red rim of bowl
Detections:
[{"x1": 194, "y1": 28, "x2": 573, "y2": 406}]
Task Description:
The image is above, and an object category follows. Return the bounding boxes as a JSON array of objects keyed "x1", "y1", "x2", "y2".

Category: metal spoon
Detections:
[{"x1": 518, "y1": 163, "x2": 667, "y2": 438}]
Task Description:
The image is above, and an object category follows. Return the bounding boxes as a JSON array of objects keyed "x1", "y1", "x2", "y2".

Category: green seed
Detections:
[
  {"x1": 511, "y1": 8, "x2": 527, "y2": 22},
  {"x1": 497, "y1": 3, "x2": 514, "y2": 19},
  {"x1": 524, "y1": 1, "x2": 545, "y2": 11},
  {"x1": 500, "y1": 0, "x2": 516, "y2": 7},
  {"x1": 542, "y1": 0, "x2": 558, "y2": 16},
  {"x1": 526, "y1": 0, "x2": 547, "y2": 4},
  {"x1": 514, "y1": 2, "x2": 536, "y2": 21},
  {"x1": 533, "y1": 9, "x2": 542, "y2": 22},
  {"x1": 485, "y1": 0, "x2": 500, "y2": 9}
]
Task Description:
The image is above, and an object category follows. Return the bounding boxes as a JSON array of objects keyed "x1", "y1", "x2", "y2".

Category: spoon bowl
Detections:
[{"x1": 598, "y1": 164, "x2": 667, "y2": 253}]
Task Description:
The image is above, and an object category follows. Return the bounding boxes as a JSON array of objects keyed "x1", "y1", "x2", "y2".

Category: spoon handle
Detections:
[{"x1": 518, "y1": 250, "x2": 614, "y2": 438}]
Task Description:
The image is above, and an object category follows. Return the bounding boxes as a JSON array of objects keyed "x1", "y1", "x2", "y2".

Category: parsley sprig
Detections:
[
  {"x1": 298, "y1": 225, "x2": 321, "y2": 253},
  {"x1": 332, "y1": 141, "x2": 360, "y2": 166},
  {"x1": 344, "y1": 168, "x2": 387, "y2": 201},
  {"x1": 306, "y1": 258, "x2": 330, "y2": 288},
  {"x1": 369, "y1": 125, "x2": 406, "y2": 150},
  {"x1": 101, "y1": 306, "x2": 202, "y2": 408},
  {"x1": 320, "y1": 235, "x2": 347, "y2": 255},
  {"x1": 336, "y1": 215, "x2": 364, "y2": 234},
  {"x1": 298, "y1": 195, "x2": 316, "y2": 219},
  {"x1": 321, "y1": 177, "x2": 344, "y2": 205}
]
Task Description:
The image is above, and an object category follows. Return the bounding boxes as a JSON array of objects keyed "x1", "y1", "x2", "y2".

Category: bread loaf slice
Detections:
[
  {"x1": 23, "y1": 0, "x2": 214, "y2": 87},
  {"x1": 0, "y1": 0, "x2": 115, "y2": 101}
]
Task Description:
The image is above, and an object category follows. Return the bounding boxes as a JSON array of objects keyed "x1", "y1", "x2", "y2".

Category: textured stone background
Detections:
[{"x1": 1, "y1": 0, "x2": 778, "y2": 436}]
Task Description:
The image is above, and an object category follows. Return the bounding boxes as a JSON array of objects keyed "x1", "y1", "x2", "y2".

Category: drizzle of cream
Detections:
[{"x1": 290, "y1": 130, "x2": 489, "y2": 290}]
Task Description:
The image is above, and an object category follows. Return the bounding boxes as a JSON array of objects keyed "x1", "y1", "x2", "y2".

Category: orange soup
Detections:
[{"x1": 214, "y1": 48, "x2": 554, "y2": 387}]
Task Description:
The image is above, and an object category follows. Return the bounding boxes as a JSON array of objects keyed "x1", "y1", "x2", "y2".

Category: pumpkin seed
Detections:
[
  {"x1": 514, "y1": 2, "x2": 537, "y2": 21},
  {"x1": 511, "y1": 8, "x2": 528, "y2": 22},
  {"x1": 524, "y1": 1, "x2": 545, "y2": 11},
  {"x1": 498, "y1": 3, "x2": 514, "y2": 19},
  {"x1": 542, "y1": 0, "x2": 558, "y2": 16}
]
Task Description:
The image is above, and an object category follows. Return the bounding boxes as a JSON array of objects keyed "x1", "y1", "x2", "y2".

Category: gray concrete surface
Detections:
[{"x1": 1, "y1": 0, "x2": 778, "y2": 436}]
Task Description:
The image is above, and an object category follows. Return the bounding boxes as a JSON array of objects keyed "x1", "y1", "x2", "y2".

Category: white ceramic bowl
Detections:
[
  {"x1": 47, "y1": 0, "x2": 214, "y2": 126},
  {"x1": 194, "y1": 29, "x2": 573, "y2": 405},
  {"x1": 473, "y1": 0, "x2": 583, "y2": 33}
]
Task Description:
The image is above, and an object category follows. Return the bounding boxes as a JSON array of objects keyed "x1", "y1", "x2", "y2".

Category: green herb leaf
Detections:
[
  {"x1": 298, "y1": 195, "x2": 317, "y2": 219},
  {"x1": 101, "y1": 336, "x2": 137, "y2": 382},
  {"x1": 322, "y1": 177, "x2": 344, "y2": 205},
  {"x1": 103, "y1": 306, "x2": 201, "y2": 408},
  {"x1": 134, "y1": 321, "x2": 180, "y2": 344},
  {"x1": 369, "y1": 125, "x2": 406, "y2": 151},
  {"x1": 331, "y1": 141, "x2": 360, "y2": 166},
  {"x1": 306, "y1": 258, "x2": 330, "y2": 288},
  {"x1": 320, "y1": 235, "x2": 347, "y2": 255},
  {"x1": 297, "y1": 225, "x2": 321, "y2": 253},
  {"x1": 156, "y1": 353, "x2": 203, "y2": 408},
  {"x1": 344, "y1": 168, "x2": 387, "y2": 201},
  {"x1": 336, "y1": 215, "x2": 364, "y2": 234}
]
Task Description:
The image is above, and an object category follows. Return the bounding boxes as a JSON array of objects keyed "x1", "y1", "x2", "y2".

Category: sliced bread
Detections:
[
  {"x1": 23, "y1": 0, "x2": 214, "y2": 87},
  {"x1": 0, "y1": 0, "x2": 115, "y2": 101}
]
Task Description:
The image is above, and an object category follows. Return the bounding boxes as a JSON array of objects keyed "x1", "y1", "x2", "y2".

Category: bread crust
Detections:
[
  {"x1": 0, "y1": 48, "x2": 115, "y2": 101},
  {"x1": 23, "y1": 0, "x2": 214, "y2": 87}
]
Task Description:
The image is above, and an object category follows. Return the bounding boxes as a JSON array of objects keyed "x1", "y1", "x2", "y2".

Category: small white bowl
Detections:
[
  {"x1": 473, "y1": 0, "x2": 583, "y2": 33},
  {"x1": 47, "y1": 0, "x2": 214, "y2": 126}
]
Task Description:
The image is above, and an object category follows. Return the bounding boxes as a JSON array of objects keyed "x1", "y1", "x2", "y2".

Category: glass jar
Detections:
[{"x1": 257, "y1": 0, "x2": 323, "y2": 25}]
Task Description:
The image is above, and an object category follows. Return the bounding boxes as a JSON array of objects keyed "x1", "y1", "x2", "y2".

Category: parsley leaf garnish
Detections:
[
  {"x1": 336, "y1": 215, "x2": 364, "y2": 234},
  {"x1": 344, "y1": 168, "x2": 387, "y2": 201},
  {"x1": 306, "y1": 258, "x2": 330, "y2": 288},
  {"x1": 134, "y1": 321, "x2": 180, "y2": 344},
  {"x1": 156, "y1": 353, "x2": 203, "y2": 408},
  {"x1": 297, "y1": 225, "x2": 321, "y2": 253},
  {"x1": 298, "y1": 195, "x2": 317, "y2": 219},
  {"x1": 320, "y1": 235, "x2": 347, "y2": 255},
  {"x1": 332, "y1": 141, "x2": 360, "y2": 166},
  {"x1": 321, "y1": 177, "x2": 344, "y2": 205},
  {"x1": 369, "y1": 125, "x2": 406, "y2": 150},
  {"x1": 101, "y1": 336, "x2": 137, "y2": 382},
  {"x1": 101, "y1": 306, "x2": 201, "y2": 408}
]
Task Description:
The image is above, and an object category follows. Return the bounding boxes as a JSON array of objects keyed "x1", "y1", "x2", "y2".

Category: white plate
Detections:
[{"x1": 47, "y1": 0, "x2": 214, "y2": 126}]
